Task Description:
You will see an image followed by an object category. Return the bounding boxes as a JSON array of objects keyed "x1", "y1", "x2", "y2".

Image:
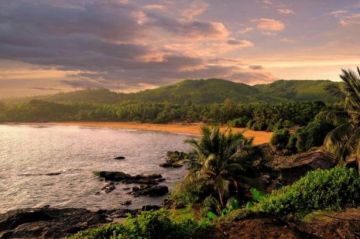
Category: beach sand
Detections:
[{"x1": 36, "y1": 122, "x2": 272, "y2": 145}]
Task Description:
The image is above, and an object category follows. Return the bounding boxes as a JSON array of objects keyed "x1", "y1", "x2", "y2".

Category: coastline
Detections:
[{"x1": 8, "y1": 121, "x2": 272, "y2": 145}]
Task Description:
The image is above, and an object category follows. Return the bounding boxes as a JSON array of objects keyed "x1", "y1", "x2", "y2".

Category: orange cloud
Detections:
[
  {"x1": 144, "y1": 4, "x2": 166, "y2": 11},
  {"x1": 253, "y1": 18, "x2": 285, "y2": 32}
]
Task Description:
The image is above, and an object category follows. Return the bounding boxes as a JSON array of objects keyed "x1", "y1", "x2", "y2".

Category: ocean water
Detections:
[{"x1": 0, "y1": 124, "x2": 190, "y2": 213}]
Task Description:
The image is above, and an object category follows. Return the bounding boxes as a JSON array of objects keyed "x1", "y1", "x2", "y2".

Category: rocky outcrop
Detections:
[
  {"x1": 0, "y1": 207, "x2": 116, "y2": 239},
  {"x1": 93, "y1": 171, "x2": 164, "y2": 185},
  {"x1": 269, "y1": 149, "x2": 337, "y2": 186},
  {"x1": 131, "y1": 185, "x2": 169, "y2": 197},
  {"x1": 114, "y1": 156, "x2": 125, "y2": 160},
  {"x1": 159, "y1": 151, "x2": 191, "y2": 168},
  {"x1": 0, "y1": 205, "x2": 166, "y2": 239}
]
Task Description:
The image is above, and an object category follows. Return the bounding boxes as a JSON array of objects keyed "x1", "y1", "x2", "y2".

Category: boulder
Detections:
[
  {"x1": 114, "y1": 156, "x2": 126, "y2": 160},
  {"x1": 270, "y1": 149, "x2": 337, "y2": 185},
  {"x1": 142, "y1": 205, "x2": 161, "y2": 211},
  {"x1": 159, "y1": 162, "x2": 183, "y2": 168},
  {"x1": 0, "y1": 208, "x2": 110, "y2": 239},
  {"x1": 93, "y1": 171, "x2": 164, "y2": 185},
  {"x1": 101, "y1": 182, "x2": 116, "y2": 193},
  {"x1": 132, "y1": 185, "x2": 169, "y2": 197},
  {"x1": 121, "y1": 200, "x2": 132, "y2": 206}
]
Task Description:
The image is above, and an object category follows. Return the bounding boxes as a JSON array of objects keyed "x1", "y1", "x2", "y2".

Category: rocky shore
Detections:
[{"x1": 1, "y1": 148, "x2": 358, "y2": 239}]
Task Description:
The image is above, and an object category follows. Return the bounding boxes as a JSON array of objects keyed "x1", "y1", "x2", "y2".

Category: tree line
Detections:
[{"x1": 0, "y1": 99, "x2": 327, "y2": 131}]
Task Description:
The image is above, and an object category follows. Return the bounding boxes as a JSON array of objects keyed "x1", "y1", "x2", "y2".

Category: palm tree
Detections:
[
  {"x1": 324, "y1": 68, "x2": 360, "y2": 170},
  {"x1": 184, "y1": 126, "x2": 257, "y2": 207}
]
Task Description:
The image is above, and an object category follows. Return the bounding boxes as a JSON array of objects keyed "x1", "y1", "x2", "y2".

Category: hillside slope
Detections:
[{"x1": 19, "y1": 79, "x2": 341, "y2": 104}]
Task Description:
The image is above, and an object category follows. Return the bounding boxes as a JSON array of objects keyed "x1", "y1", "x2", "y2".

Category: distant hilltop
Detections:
[{"x1": 19, "y1": 79, "x2": 342, "y2": 105}]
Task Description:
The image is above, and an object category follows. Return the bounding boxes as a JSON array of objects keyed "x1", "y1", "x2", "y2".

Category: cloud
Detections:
[
  {"x1": 230, "y1": 71, "x2": 276, "y2": 85},
  {"x1": 329, "y1": 10, "x2": 348, "y2": 17},
  {"x1": 277, "y1": 8, "x2": 294, "y2": 15},
  {"x1": 253, "y1": 18, "x2": 286, "y2": 32},
  {"x1": 227, "y1": 39, "x2": 254, "y2": 48},
  {"x1": 238, "y1": 27, "x2": 254, "y2": 34},
  {"x1": 249, "y1": 65, "x2": 264, "y2": 70},
  {"x1": 339, "y1": 13, "x2": 360, "y2": 26},
  {"x1": 261, "y1": 0, "x2": 272, "y2": 5},
  {"x1": 181, "y1": 0, "x2": 208, "y2": 21},
  {"x1": 144, "y1": 4, "x2": 167, "y2": 11},
  {"x1": 0, "y1": 0, "x2": 277, "y2": 94}
]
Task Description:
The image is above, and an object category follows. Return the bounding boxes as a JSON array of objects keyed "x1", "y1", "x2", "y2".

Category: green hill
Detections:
[
  {"x1": 30, "y1": 79, "x2": 341, "y2": 105},
  {"x1": 254, "y1": 80, "x2": 340, "y2": 103},
  {"x1": 126, "y1": 79, "x2": 259, "y2": 104}
]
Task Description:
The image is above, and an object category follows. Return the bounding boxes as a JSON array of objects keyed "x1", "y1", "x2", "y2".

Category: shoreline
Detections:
[{"x1": 5, "y1": 121, "x2": 272, "y2": 145}]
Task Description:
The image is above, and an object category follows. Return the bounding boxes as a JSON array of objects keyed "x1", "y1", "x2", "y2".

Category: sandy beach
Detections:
[{"x1": 27, "y1": 122, "x2": 272, "y2": 145}]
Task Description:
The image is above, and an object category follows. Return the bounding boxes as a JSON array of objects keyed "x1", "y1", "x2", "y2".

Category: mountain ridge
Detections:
[{"x1": 9, "y1": 79, "x2": 341, "y2": 104}]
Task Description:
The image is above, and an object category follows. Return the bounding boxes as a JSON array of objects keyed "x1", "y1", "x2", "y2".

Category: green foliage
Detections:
[
  {"x1": 69, "y1": 209, "x2": 211, "y2": 239},
  {"x1": 1, "y1": 79, "x2": 332, "y2": 129},
  {"x1": 323, "y1": 68, "x2": 360, "y2": 165},
  {"x1": 257, "y1": 167, "x2": 360, "y2": 215},
  {"x1": 270, "y1": 128, "x2": 290, "y2": 150},
  {"x1": 228, "y1": 116, "x2": 250, "y2": 128},
  {"x1": 245, "y1": 188, "x2": 266, "y2": 209},
  {"x1": 295, "y1": 120, "x2": 335, "y2": 152},
  {"x1": 182, "y1": 126, "x2": 258, "y2": 207},
  {"x1": 36, "y1": 79, "x2": 341, "y2": 105}
]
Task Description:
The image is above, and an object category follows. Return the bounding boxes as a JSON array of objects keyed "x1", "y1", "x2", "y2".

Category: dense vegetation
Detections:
[
  {"x1": 0, "y1": 99, "x2": 327, "y2": 131},
  {"x1": 172, "y1": 127, "x2": 259, "y2": 209},
  {"x1": 13, "y1": 79, "x2": 337, "y2": 105},
  {"x1": 70, "y1": 209, "x2": 211, "y2": 239},
  {"x1": 257, "y1": 167, "x2": 360, "y2": 215},
  {"x1": 0, "y1": 79, "x2": 340, "y2": 126}
]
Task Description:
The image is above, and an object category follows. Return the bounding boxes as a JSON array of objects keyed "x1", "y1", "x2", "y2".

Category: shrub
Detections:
[
  {"x1": 171, "y1": 179, "x2": 214, "y2": 206},
  {"x1": 257, "y1": 167, "x2": 360, "y2": 215},
  {"x1": 70, "y1": 209, "x2": 211, "y2": 239},
  {"x1": 228, "y1": 116, "x2": 250, "y2": 128},
  {"x1": 286, "y1": 134, "x2": 298, "y2": 153},
  {"x1": 295, "y1": 120, "x2": 335, "y2": 152},
  {"x1": 270, "y1": 128, "x2": 290, "y2": 151}
]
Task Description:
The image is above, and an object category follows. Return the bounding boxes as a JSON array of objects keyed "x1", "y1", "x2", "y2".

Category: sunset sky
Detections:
[{"x1": 0, "y1": 0, "x2": 360, "y2": 98}]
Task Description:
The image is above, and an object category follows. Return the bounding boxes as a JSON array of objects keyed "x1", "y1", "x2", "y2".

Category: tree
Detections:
[
  {"x1": 324, "y1": 68, "x2": 360, "y2": 170},
  {"x1": 184, "y1": 126, "x2": 257, "y2": 207}
]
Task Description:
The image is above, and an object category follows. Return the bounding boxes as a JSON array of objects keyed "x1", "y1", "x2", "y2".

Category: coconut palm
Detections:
[
  {"x1": 184, "y1": 126, "x2": 257, "y2": 207},
  {"x1": 324, "y1": 68, "x2": 360, "y2": 169}
]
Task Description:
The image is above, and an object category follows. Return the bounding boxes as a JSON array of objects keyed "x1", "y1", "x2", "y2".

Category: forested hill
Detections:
[{"x1": 38, "y1": 79, "x2": 341, "y2": 104}]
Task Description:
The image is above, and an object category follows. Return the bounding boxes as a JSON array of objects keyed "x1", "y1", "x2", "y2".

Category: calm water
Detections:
[{"x1": 0, "y1": 124, "x2": 190, "y2": 213}]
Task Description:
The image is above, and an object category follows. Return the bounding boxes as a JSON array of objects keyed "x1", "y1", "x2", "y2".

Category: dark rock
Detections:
[
  {"x1": 142, "y1": 205, "x2": 161, "y2": 211},
  {"x1": 159, "y1": 151, "x2": 190, "y2": 168},
  {"x1": 93, "y1": 171, "x2": 165, "y2": 185},
  {"x1": 123, "y1": 187, "x2": 131, "y2": 191},
  {"x1": 121, "y1": 201, "x2": 132, "y2": 206},
  {"x1": 159, "y1": 162, "x2": 183, "y2": 168},
  {"x1": 114, "y1": 156, "x2": 126, "y2": 160},
  {"x1": 0, "y1": 208, "x2": 110, "y2": 239},
  {"x1": 132, "y1": 185, "x2": 169, "y2": 197},
  {"x1": 270, "y1": 149, "x2": 337, "y2": 186},
  {"x1": 101, "y1": 182, "x2": 116, "y2": 193}
]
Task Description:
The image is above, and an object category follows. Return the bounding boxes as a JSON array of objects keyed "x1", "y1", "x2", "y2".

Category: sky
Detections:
[{"x1": 0, "y1": 0, "x2": 360, "y2": 98}]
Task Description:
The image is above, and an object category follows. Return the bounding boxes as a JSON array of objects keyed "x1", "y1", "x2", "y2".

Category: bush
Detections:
[
  {"x1": 171, "y1": 179, "x2": 214, "y2": 206},
  {"x1": 286, "y1": 134, "x2": 298, "y2": 153},
  {"x1": 295, "y1": 120, "x2": 335, "y2": 152},
  {"x1": 270, "y1": 128, "x2": 290, "y2": 150},
  {"x1": 228, "y1": 116, "x2": 250, "y2": 128},
  {"x1": 70, "y1": 209, "x2": 211, "y2": 239},
  {"x1": 257, "y1": 167, "x2": 360, "y2": 215}
]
